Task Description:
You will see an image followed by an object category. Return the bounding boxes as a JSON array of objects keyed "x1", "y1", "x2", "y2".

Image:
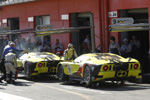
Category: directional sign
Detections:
[{"x1": 112, "y1": 18, "x2": 134, "y2": 25}]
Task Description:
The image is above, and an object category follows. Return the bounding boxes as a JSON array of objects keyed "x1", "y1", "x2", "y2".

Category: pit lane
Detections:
[{"x1": 0, "y1": 75, "x2": 150, "y2": 100}]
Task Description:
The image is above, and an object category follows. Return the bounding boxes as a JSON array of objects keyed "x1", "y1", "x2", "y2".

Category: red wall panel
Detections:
[{"x1": 0, "y1": 0, "x2": 101, "y2": 50}]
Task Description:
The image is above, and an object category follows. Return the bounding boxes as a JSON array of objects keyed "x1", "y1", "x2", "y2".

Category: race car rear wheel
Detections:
[
  {"x1": 57, "y1": 65, "x2": 65, "y2": 81},
  {"x1": 83, "y1": 66, "x2": 92, "y2": 87}
]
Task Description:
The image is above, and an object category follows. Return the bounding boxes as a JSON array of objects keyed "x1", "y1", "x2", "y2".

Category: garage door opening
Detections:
[
  {"x1": 120, "y1": 8, "x2": 149, "y2": 74},
  {"x1": 70, "y1": 12, "x2": 94, "y2": 55},
  {"x1": 8, "y1": 17, "x2": 20, "y2": 30}
]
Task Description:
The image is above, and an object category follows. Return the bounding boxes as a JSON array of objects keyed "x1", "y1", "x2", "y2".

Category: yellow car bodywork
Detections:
[
  {"x1": 17, "y1": 52, "x2": 64, "y2": 77},
  {"x1": 57, "y1": 53, "x2": 141, "y2": 83}
]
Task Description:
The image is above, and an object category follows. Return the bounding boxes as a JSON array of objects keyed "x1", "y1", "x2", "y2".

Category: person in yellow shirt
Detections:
[{"x1": 64, "y1": 43, "x2": 78, "y2": 61}]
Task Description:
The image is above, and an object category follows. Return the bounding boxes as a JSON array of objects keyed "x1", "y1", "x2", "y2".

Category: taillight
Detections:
[
  {"x1": 134, "y1": 64, "x2": 139, "y2": 69},
  {"x1": 103, "y1": 65, "x2": 109, "y2": 71},
  {"x1": 38, "y1": 63, "x2": 43, "y2": 67}
]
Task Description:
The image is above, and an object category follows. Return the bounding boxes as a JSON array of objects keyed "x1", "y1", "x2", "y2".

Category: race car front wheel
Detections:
[{"x1": 83, "y1": 66, "x2": 92, "y2": 87}]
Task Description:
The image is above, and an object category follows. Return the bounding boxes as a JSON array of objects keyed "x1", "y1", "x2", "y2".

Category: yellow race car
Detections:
[
  {"x1": 57, "y1": 53, "x2": 142, "y2": 86},
  {"x1": 17, "y1": 52, "x2": 63, "y2": 77}
]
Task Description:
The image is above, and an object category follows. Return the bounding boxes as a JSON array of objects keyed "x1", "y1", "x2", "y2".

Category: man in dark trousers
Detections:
[
  {"x1": 0, "y1": 41, "x2": 27, "y2": 83},
  {"x1": 0, "y1": 59, "x2": 6, "y2": 83}
]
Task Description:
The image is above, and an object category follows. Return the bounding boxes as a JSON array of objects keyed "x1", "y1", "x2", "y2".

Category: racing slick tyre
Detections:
[
  {"x1": 83, "y1": 66, "x2": 92, "y2": 87},
  {"x1": 57, "y1": 65, "x2": 65, "y2": 81}
]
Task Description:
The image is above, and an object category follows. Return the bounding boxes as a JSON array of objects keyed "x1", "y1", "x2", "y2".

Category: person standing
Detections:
[
  {"x1": 5, "y1": 50, "x2": 17, "y2": 84},
  {"x1": 109, "y1": 36, "x2": 121, "y2": 55},
  {"x1": 121, "y1": 39, "x2": 132, "y2": 57},
  {"x1": 82, "y1": 35, "x2": 90, "y2": 53},
  {"x1": 0, "y1": 41, "x2": 27, "y2": 82},
  {"x1": 64, "y1": 43, "x2": 78, "y2": 61},
  {"x1": 52, "y1": 39, "x2": 64, "y2": 54},
  {"x1": 130, "y1": 35, "x2": 141, "y2": 59}
]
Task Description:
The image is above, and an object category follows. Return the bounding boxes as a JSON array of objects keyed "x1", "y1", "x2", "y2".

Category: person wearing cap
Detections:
[
  {"x1": 0, "y1": 41, "x2": 13, "y2": 82},
  {"x1": 121, "y1": 38, "x2": 132, "y2": 58},
  {"x1": 5, "y1": 50, "x2": 17, "y2": 84},
  {"x1": 2, "y1": 41, "x2": 27, "y2": 58},
  {"x1": 0, "y1": 41, "x2": 27, "y2": 82},
  {"x1": 64, "y1": 43, "x2": 78, "y2": 61},
  {"x1": 109, "y1": 36, "x2": 121, "y2": 55}
]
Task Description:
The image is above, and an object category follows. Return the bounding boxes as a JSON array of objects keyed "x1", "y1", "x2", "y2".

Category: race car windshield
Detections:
[
  {"x1": 19, "y1": 53, "x2": 57, "y2": 60},
  {"x1": 95, "y1": 54, "x2": 121, "y2": 60},
  {"x1": 34, "y1": 53, "x2": 56, "y2": 59}
]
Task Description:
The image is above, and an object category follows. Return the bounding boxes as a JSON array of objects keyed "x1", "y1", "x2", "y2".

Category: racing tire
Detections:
[
  {"x1": 57, "y1": 65, "x2": 65, "y2": 81},
  {"x1": 83, "y1": 66, "x2": 92, "y2": 87}
]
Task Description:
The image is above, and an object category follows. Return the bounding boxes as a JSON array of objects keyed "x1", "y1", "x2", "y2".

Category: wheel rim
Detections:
[{"x1": 84, "y1": 67, "x2": 91, "y2": 84}]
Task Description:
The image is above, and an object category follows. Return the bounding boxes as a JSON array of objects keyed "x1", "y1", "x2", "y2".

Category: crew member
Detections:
[
  {"x1": 64, "y1": 43, "x2": 78, "y2": 61},
  {"x1": 5, "y1": 50, "x2": 17, "y2": 84},
  {"x1": 0, "y1": 41, "x2": 27, "y2": 82},
  {"x1": 2, "y1": 41, "x2": 26, "y2": 58}
]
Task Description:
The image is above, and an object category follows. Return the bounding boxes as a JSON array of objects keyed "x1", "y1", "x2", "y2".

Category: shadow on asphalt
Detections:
[
  {"x1": 61, "y1": 81, "x2": 150, "y2": 91},
  {"x1": 18, "y1": 76, "x2": 150, "y2": 91},
  {"x1": 12, "y1": 80, "x2": 34, "y2": 86},
  {"x1": 19, "y1": 75, "x2": 60, "y2": 83}
]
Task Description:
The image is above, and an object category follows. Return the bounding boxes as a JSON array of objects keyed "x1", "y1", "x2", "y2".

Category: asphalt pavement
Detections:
[{"x1": 0, "y1": 76, "x2": 150, "y2": 100}]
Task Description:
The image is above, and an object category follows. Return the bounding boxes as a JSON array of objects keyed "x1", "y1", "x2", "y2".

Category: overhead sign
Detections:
[
  {"x1": 28, "y1": 17, "x2": 34, "y2": 22},
  {"x1": 112, "y1": 18, "x2": 134, "y2": 25},
  {"x1": 108, "y1": 11, "x2": 118, "y2": 18},
  {"x1": 36, "y1": 24, "x2": 53, "y2": 31},
  {"x1": 2, "y1": 19, "x2": 7, "y2": 24},
  {"x1": 61, "y1": 14, "x2": 69, "y2": 20}
]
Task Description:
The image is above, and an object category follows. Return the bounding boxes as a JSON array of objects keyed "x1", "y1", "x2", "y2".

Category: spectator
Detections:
[
  {"x1": 82, "y1": 35, "x2": 90, "y2": 53},
  {"x1": 121, "y1": 38, "x2": 132, "y2": 58},
  {"x1": 130, "y1": 35, "x2": 141, "y2": 59},
  {"x1": 52, "y1": 39, "x2": 63, "y2": 54},
  {"x1": 40, "y1": 44, "x2": 51, "y2": 52},
  {"x1": 109, "y1": 36, "x2": 120, "y2": 55}
]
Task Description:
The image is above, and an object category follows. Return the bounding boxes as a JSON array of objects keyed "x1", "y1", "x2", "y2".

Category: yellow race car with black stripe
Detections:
[
  {"x1": 17, "y1": 52, "x2": 63, "y2": 77},
  {"x1": 57, "y1": 53, "x2": 141, "y2": 87}
]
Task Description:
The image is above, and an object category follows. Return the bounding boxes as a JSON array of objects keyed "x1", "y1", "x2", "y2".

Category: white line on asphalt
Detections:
[
  {"x1": 60, "y1": 85, "x2": 112, "y2": 94},
  {"x1": 0, "y1": 91, "x2": 32, "y2": 100},
  {"x1": 37, "y1": 83, "x2": 91, "y2": 100}
]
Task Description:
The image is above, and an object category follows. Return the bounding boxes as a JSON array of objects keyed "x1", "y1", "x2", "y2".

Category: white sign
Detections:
[
  {"x1": 109, "y1": 11, "x2": 118, "y2": 18},
  {"x1": 2, "y1": 19, "x2": 7, "y2": 23},
  {"x1": 28, "y1": 17, "x2": 34, "y2": 22},
  {"x1": 112, "y1": 18, "x2": 134, "y2": 25},
  {"x1": 61, "y1": 14, "x2": 69, "y2": 20}
]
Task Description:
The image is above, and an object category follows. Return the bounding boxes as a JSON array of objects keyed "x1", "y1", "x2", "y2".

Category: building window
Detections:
[
  {"x1": 35, "y1": 15, "x2": 50, "y2": 26},
  {"x1": 8, "y1": 17, "x2": 20, "y2": 30}
]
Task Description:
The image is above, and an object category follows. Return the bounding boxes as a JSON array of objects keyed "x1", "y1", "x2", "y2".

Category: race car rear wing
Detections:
[{"x1": 109, "y1": 23, "x2": 150, "y2": 32}]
